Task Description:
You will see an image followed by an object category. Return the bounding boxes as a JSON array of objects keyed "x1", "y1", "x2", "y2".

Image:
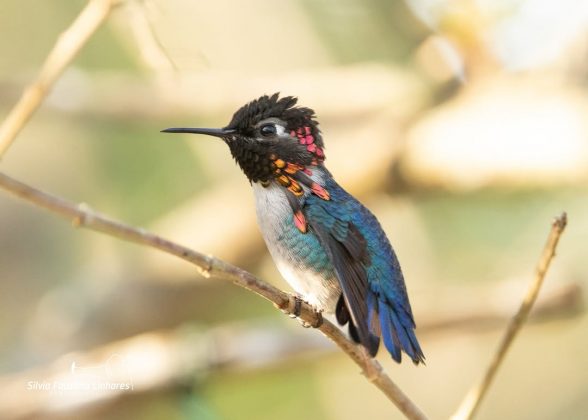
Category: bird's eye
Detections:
[{"x1": 260, "y1": 124, "x2": 277, "y2": 137}]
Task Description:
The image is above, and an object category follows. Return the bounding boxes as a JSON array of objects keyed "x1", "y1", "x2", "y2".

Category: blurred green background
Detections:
[{"x1": 0, "y1": 0, "x2": 587, "y2": 419}]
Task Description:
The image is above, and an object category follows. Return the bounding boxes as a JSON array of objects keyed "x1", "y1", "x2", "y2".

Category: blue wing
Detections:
[{"x1": 304, "y1": 177, "x2": 424, "y2": 363}]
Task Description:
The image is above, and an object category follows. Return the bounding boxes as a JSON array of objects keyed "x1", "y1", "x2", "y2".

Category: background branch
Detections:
[
  {"x1": 451, "y1": 212, "x2": 568, "y2": 420},
  {"x1": 0, "y1": 171, "x2": 428, "y2": 420},
  {"x1": 0, "y1": 0, "x2": 123, "y2": 159},
  {"x1": 125, "y1": 0, "x2": 178, "y2": 76}
]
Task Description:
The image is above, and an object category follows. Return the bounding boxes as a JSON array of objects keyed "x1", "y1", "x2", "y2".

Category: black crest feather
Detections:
[{"x1": 225, "y1": 93, "x2": 321, "y2": 145}]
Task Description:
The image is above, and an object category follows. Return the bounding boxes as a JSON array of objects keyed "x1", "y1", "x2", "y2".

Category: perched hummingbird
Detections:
[{"x1": 163, "y1": 94, "x2": 424, "y2": 363}]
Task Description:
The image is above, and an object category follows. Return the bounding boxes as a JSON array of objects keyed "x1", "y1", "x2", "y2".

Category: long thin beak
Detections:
[{"x1": 161, "y1": 127, "x2": 235, "y2": 138}]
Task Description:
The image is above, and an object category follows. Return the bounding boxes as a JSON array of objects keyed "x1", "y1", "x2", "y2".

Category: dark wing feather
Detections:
[
  {"x1": 304, "y1": 176, "x2": 424, "y2": 363},
  {"x1": 310, "y1": 221, "x2": 379, "y2": 356}
]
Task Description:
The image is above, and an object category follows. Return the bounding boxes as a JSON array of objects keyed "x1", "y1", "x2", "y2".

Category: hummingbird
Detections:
[{"x1": 163, "y1": 93, "x2": 424, "y2": 363}]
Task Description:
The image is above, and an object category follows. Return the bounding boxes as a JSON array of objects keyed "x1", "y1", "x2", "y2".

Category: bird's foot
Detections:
[
  {"x1": 286, "y1": 294, "x2": 303, "y2": 318},
  {"x1": 277, "y1": 294, "x2": 323, "y2": 328}
]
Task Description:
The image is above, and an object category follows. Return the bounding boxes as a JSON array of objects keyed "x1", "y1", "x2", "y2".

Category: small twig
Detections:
[
  {"x1": 0, "y1": 0, "x2": 123, "y2": 159},
  {"x1": 125, "y1": 0, "x2": 178, "y2": 74},
  {"x1": 451, "y1": 212, "x2": 568, "y2": 420},
  {"x1": 0, "y1": 171, "x2": 428, "y2": 420}
]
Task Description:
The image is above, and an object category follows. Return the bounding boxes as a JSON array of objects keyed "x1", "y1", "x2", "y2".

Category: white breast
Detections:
[{"x1": 252, "y1": 181, "x2": 340, "y2": 310}]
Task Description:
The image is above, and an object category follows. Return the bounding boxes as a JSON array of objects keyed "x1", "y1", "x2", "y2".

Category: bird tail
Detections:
[
  {"x1": 377, "y1": 297, "x2": 425, "y2": 364},
  {"x1": 337, "y1": 293, "x2": 425, "y2": 364}
]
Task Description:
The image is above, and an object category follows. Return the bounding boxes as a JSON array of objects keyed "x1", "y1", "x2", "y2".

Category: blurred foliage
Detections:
[
  {"x1": 84, "y1": 118, "x2": 210, "y2": 223},
  {"x1": 415, "y1": 187, "x2": 588, "y2": 283},
  {"x1": 301, "y1": 0, "x2": 428, "y2": 63},
  {"x1": 0, "y1": 0, "x2": 136, "y2": 77},
  {"x1": 203, "y1": 364, "x2": 326, "y2": 420}
]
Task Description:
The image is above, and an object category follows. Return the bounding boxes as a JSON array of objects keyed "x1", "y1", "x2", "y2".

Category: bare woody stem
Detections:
[
  {"x1": 0, "y1": 0, "x2": 124, "y2": 159},
  {"x1": 450, "y1": 212, "x2": 568, "y2": 420},
  {"x1": 0, "y1": 171, "x2": 428, "y2": 420}
]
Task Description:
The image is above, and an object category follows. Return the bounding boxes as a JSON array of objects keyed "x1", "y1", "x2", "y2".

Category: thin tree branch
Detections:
[
  {"x1": 450, "y1": 212, "x2": 568, "y2": 420},
  {"x1": 126, "y1": 0, "x2": 178, "y2": 74},
  {"x1": 0, "y1": 0, "x2": 124, "y2": 159},
  {"x1": 0, "y1": 171, "x2": 428, "y2": 420}
]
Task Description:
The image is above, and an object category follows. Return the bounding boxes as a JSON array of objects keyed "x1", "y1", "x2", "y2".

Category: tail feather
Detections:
[
  {"x1": 389, "y1": 306, "x2": 425, "y2": 364},
  {"x1": 336, "y1": 293, "x2": 424, "y2": 363},
  {"x1": 379, "y1": 303, "x2": 402, "y2": 362},
  {"x1": 380, "y1": 297, "x2": 425, "y2": 364}
]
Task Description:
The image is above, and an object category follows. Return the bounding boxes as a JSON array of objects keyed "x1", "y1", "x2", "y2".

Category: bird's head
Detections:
[{"x1": 162, "y1": 93, "x2": 326, "y2": 194}]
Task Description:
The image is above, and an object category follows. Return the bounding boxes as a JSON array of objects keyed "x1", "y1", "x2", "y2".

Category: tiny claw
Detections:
[
  {"x1": 309, "y1": 311, "x2": 323, "y2": 328},
  {"x1": 290, "y1": 294, "x2": 302, "y2": 317},
  {"x1": 279, "y1": 294, "x2": 323, "y2": 328},
  {"x1": 276, "y1": 295, "x2": 300, "y2": 316}
]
